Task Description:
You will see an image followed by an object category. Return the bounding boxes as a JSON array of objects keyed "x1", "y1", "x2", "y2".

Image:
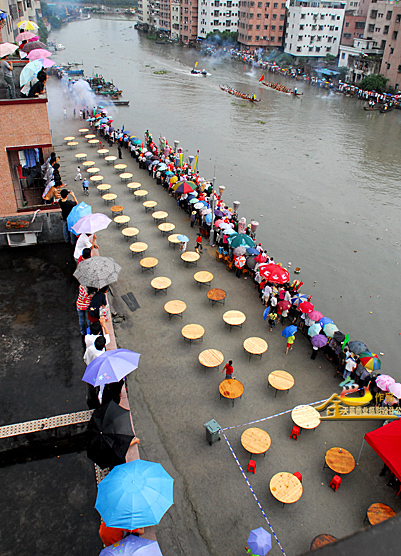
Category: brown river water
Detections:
[{"x1": 49, "y1": 16, "x2": 401, "y2": 377}]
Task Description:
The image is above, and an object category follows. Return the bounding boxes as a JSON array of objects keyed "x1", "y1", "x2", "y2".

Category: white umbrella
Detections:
[{"x1": 0, "y1": 43, "x2": 18, "y2": 58}]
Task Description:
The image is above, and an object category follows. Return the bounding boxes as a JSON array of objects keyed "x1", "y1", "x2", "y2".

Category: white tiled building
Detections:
[
  {"x1": 198, "y1": 0, "x2": 239, "y2": 39},
  {"x1": 284, "y1": 0, "x2": 346, "y2": 57}
]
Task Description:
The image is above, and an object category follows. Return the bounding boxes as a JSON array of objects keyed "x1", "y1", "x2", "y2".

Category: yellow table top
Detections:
[
  {"x1": 102, "y1": 193, "x2": 117, "y2": 201},
  {"x1": 123, "y1": 227, "x2": 140, "y2": 238},
  {"x1": 120, "y1": 172, "x2": 133, "y2": 179},
  {"x1": 143, "y1": 201, "x2": 157, "y2": 208},
  {"x1": 97, "y1": 149, "x2": 109, "y2": 155},
  {"x1": 181, "y1": 324, "x2": 205, "y2": 340},
  {"x1": 64, "y1": 136, "x2": 75, "y2": 141},
  {"x1": 110, "y1": 205, "x2": 124, "y2": 213},
  {"x1": 83, "y1": 160, "x2": 95, "y2": 167},
  {"x1": 181, "y1": 251, "x2": 200, "y2": 263},
  {"x1": 84, "y1": 134, "x2": 96, "y2": 139},
  {"x1": 367, "y1": 503, "x2": 396, "y2": 526},
  {"x1": 223, "y1": 310, "x2": 246, "y2": 326},
  {"x1": 325, "y1": 448, "x2": 355, "y2": 474},
  {"x1": 88, "y1": 139, "x2": 100, "y2": 144},
  {"x1": 158, "y1": 223, "x2": 175, "y2": 233},
  {"x1": 151, "y1": 277, "x2": 172, "y2": 290},
  {"x1": 194, "y1": 271, "x2": 214, "y2": 284},
  {"x1": 105, "y1": 155, "x2": 117, "y2": 162},
  {"x1": 78, "y1": 129, "x2": 89, "y2": 133},
  {"x1": 243, "y1": 337, "x2": 268, "y2": 355},
  {"x1": 87, "y1": 167, "x2": 100, "y2": 174},
  {"x1": 75, "y1": 153, "x2": 87, "y2": 159},
  {"x1": 270, "y1": 472, "x2": 303, "y2": 504},
  {"x1": 219, "y1": 379, "x2": 244, "y2": 400},
  {"x1": 134, "y1": 190, "x2": 148, "y2": 197},
  {"x1": 67, "y1": 141, "x2": 78, "y2": 146},
  {"x1": 268, "y1": 370, "x2": 294, "y2": 391},
  {"x1": 127, "y1": 182, "x2": 141, "y2": 190},
  {"x1": 291, "y1": 405, "x2": 321, "y2": 430},
  {"x1": 168, "y1": 234, "x2": 181, "y2": 244},
  {"x1": 152, "y1": 211, "x2": 168, "y2": 220},
  {"x1": 129, "y1": 242, "x2": 148, "y2": 253},
  {"x1": 198, "y1": 349, "x2": 224, "y2": 368},
  {"x1": 164, "y1": 300, "x2": 186, "y2": 315},
  {"x1": 114, "y1": 215, "x2": 130, "y2": 224},
  {"x1": 140, "y1": 257, "x2": 158, "y2": 269},
  {"x1": 241, "y1": 428, "x2": 271, "y2": 454},
  {"x1": 90, "y1": 175, "x2": 104, "y2": 182},
  {"x1": 97, "y1": 184, "x2": 111, "y2": 192},
  {"x1": 114, "y1": 164, "x2": 127, "y2": 171}
]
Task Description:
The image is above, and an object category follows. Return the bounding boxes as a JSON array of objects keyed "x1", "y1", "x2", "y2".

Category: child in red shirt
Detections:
[{"x1": 222, "y1": 360, "x2": 234, "y2": 379}]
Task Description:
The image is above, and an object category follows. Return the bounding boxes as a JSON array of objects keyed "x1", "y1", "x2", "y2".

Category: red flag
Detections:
[{"x1": 259, "y1": 73, "x2": 265, "y2": 82}]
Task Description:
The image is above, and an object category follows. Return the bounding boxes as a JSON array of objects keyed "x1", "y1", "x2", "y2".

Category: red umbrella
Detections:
[
  {"x1": 299, "y1": 301, "x2": 314, "y2": 314},
  {"x1": 278, "y1": 300, "x2": 291, "y2": 311},
  {"x1": 255, "y1": 253, "x2": 267, "y2": 263},
  {"x1": 259, "y1": 264, "x2": 289, "y2": 284},
  {"x1": 234, "y1": 256, "x2": 246, "y2": 269}
]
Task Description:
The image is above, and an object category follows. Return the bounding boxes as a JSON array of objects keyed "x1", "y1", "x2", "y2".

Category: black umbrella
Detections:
[
  {"x1": 246, "y1": 256, "x2": 256, "y2": 270},
  {"x1": 22, "y1": 40, "x2": 47, "y2": 53},
  {"x1": 333, "y1": 331, "x2": 345, "y2": 343},
  {"x1": 87, "y1": 401, "x2": 134, "y2": 469}
]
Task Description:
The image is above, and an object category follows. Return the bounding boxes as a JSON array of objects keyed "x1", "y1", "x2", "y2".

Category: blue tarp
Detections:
[{"x1": 316, "y1": 68, "x2": 340, "y2": 76}]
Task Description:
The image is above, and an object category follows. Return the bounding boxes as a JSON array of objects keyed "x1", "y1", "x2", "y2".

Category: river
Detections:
[{"x1": 49, "y1": 16, "x2": 401, "y2": 377}]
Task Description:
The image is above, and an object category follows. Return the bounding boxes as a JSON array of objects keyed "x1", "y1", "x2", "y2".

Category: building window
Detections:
[
  {"x1": 226, "y1": 20, "x2": 231, "y2": 26},
  {"x1": 368, "y1": 24, "x2": 374, "y2": 32},
  {"x1": 301, "y1": 14, "x2": 306, "y2": 19},
  {"x1": 264, "y1": 24, "x2": 268, "y2": 29},
  {"x1": 256, "y1": 24, "x2": 260, "y2": 29},
  {"x1": 273, "y1": 2, "x2": 278, "y2": 7},
  {"x1": 249, "y1": 24, "x2": 253, "y2": 29},
  {"x1": 265, "y1": 2, "x2": 270, "y2": 6},
  {"x1": 393, "y1": 30, "x2": 398, "y2": 39},
  {"x1": 345, "y1": 22, "x2": 349, "y2": 27},
  {"x1": 281, "y1": 2, "x2": 285, "y2": 7},
  {"x1": 386, "y1": 10, "x2": 392, "y2": 20},
  {"x1": 248, "y1": 35, "x2": 252, "y2": 40},
  {"x1": 341, "y1": 52, "x2": 345, "y2": 58},
  {"x1": 270, "y1": 36, "x2": 275, "y2": 41},
  {"x1": 298, "y1": 35, "x2": 303, "y2": 40},
  {"x1": 370, "y1": 9, "x2": 377, "y2": 18},
  {"x1": 296, "y1": 46, "x2": 302, "y2": 51},
  {"x1": 258, "y1": 1, "x2": 262, "y2": 6},
  {"x1": 390, "y1": 47, "x2": 394, "y2": 54},
  {"x1": 257, "y1": 13, "x2": 261, "y2": 18},
  {"x1": 263, "y1": 35, "x2": 268, "y2": 40},
  {"x1": 387, "y1": 62, "x2": 391, "y2": 69},
  {"x1": 265, "y1": 13, "x2": 269, "y2": 18},
  {"x1": 384, "y1": 25, "x2": 389, "y2": 34},
  {"x1": 326, "y1": 46, "x2": 331, "y2": 52},
  {"x1": 271, "y1": 24, "x2": 276, "y2": 30},
  {"x1": 398, "y1": 65, "x2": 401, "y2": 72},
  {"x1": 355, "y1": 22, "x2": 365, "y2": 29},
  {"x1": 316, "y1": 46, "x2": 320, "y2": 52},
  {"x1": 250, "y1": 13, "x2": 254, "y2": 18},
  {"x1": 255, "y1": 35, "x2": 260, "y2": 40},
  {"x1": 300, "y1": 24, "x2": 304, "y2": 29},
  {"x1": 396, "y1": 14, "x2": 401, "y2": 23},
  {"x1": 344, "y1": 33, "x2": 351, "y2": 38}
]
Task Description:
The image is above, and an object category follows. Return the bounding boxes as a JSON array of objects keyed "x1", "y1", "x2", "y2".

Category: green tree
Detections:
[
  {"x1": 37, "y1": 18, "x2": 48, "y2": 44},
  {"x1": 205, "y1": 30, "x2": 238, "y2": 45},
  {"x1": 359, "y1": 74, "x2": 388, "y2": 93},
  {"x1": 48, "y1": 15, "x2": 62, "y2": 30}
]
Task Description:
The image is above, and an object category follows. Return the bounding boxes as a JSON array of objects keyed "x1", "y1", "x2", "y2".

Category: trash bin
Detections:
[{"x1": 203, "y1": 419, "x2": 221, "y2": 445}]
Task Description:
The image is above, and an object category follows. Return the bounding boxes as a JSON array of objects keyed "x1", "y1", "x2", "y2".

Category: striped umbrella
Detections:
[
  {"x1": 234, "y1": 256, "x2": 246, "y2": 268},
  {"x1": 359, "y1": 351, "x2": 381, "y2": 371},
  {"x1": 291, "y1": 293, "x2": 307, "y2": 306}
]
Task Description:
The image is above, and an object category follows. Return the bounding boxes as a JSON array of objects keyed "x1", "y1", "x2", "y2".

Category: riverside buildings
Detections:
[{"x1": 198, "y1": 0, "x2": 239, "y2": 39}]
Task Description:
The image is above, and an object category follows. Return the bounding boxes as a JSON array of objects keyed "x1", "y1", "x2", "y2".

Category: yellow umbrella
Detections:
[
  {"x1": 17, "y1": 20, "x2": 39, "y2": 30},
  {"x1": 169, "y1": 176, "x2": 178, "y2": 185}
]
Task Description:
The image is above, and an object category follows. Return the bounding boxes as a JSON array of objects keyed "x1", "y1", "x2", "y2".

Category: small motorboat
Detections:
[{"x1": 55, "y1": 44, "x2": 65, "y2": 51}]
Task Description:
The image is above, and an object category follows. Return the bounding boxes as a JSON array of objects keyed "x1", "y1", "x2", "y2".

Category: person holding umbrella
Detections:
[
  {"x1": 1, "y1": 54, "x2": 16, "y2": 98},
  {"x1": 58, "y1": 188, "x2": 78, "y2": 244},
  {"x1": 282, "y1": 325, "x2": 297, "y2": 354}
]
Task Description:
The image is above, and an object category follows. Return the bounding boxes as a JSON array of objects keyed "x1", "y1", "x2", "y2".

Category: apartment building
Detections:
[
  {"x1": 284, "y1": 0, "x2": 346, "y2": 57},
  {"x1": 380, "y1": 4, "x2": 401, "y2": 89},
  {"x1": 159, "y1": 0, "x2": 171, "y2": 32},
  {"x1": 180, "y1": 0, "x2": 199, "y2": 43},
  {"x1": 171, "y1": 0, "x2": 181, "y2": 38},
  {"x1": 364, "y1": 0, "x2": 396, "y2": 51},
  {"x1": 137, "y1": 0, "x2": 150, "y2": 26},
  {"x1": 237, "y1": 0, "x2": 287, "y2": 50},
  {"x1": 198, "y1": 0, "x2": 239, "y2": 39},
  {"x1": 0, "y1": 0, "x2": 41, "y2": 43},
  {"x1": 341, "y1": 9, "x2": 366, "y2": 45}
]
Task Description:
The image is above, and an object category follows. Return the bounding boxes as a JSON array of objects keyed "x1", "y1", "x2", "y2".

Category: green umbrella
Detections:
[{"x1": 227, "y1": 233, "x2": 255, "y2": 249}]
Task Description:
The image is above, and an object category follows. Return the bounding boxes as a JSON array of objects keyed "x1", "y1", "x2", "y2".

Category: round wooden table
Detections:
[
  {"x1": 181, "y1": 251, "x2": 200, "y2": 266},
  {"x1": 143, "y1": 200, "x2": 157, "y2": 213},
  {"x1": 243, "y1": 337, "x2": 268, "y2": 360},
  {"x1": 78, "y1": 129, "x2": 89, "y2": 135},
  {"x1": 140, "y1": 256, "x2": 158, "y2": 273},
  {"x1": 310, "y1": 534, "x2": 337, "y2": 551},
  {"x1": 97, "y1": 149, "x2": 109, "y2": 157},
  {"x1": 84, "y1": 134, "x2": 96, "y2": 139},
  {"x1": 241, "y1": 428, "x2": 271, "y2": 455},
  {"x1": 164, "y1": 300, "x2": 186, "y2": 320},
  {"x1": 366, "y1": 503, "x2": 396, "y2": 526},
  {"x1": 114, "y1": 163, "x2": 127, "y2": 172},
  {"x1": 223, "y1": 310, "x2": 246, "y2": 331},
  {"x1": 129, "y1": 241, "x2": 147, "y2": 255},
  {"x1": 105, "y1": 155, "x2": 118, "y2": 164},
  {"x1": 181, "y1": 324, "x2": 205, "y2": 345},
  {"x1": 87, "y1": 166, "x2": 100, "y2": 175},
  {"x1": 291, "y1": 405, "x2": 320, "y2": 430},
  {"x1": 324, "y1": 447, "x2": 355, "y2": 474},
  {"x1": 88, "y1": 139, "x2": 100, "y2": 146},
  {"x1": 114, "y1": 215, "x2": 130, "y2": 228},
  {"x1": 134, "y1": 190, "x2": 148, "y2": 201},
  {"x1": 168, "y1": 234, "x2": 181, "y2": 249},
  {"x1": 123, "y1": 228, "x2": 140, "y2": 241},
  {"x1": 127, "y1": 182, "x2": 141, "y2": 193},
  {"x1": 64, "y1": 136, "x2": 75, "y2": 141},
  {"x1": 120, "y1": 172, "x2": 133, "y2": 182},
  {"x1": 268, "y1": 370, "x2": 295, "y2": 397},
  {"x1": 90, "y1": 175, "x2": 104, "y2": 184},
  {"x1": 152, "y1": 211, "x2": 168, "y2": 223},
  {"x1": 158, "y1": 222, "x2": 175, "y2": 236},
  {"x1": 75, "y1": 153, "x2": 87, "y2": 162},
  {"x1": 102, "y1": 193, "x2": 117, "y2": 204},
  {"x1": 151, "y1": 276, "x2": 171, "y2": 295},
  {"x1": 270, "y1": 472, "x2": 303, "y2": 505},
  {"x1": 219, "y1": 379, "x2": 244, "y2": 407},
  {"x1": 67, "y1": 141, "x2": 78, "y2": 149},
  {"x1": 207, "y1": 288, "x2": 226, "y2": 307},
  {"x1": 97, "y1": 184, "x2": 111, "y2": 193},
  {"x1": 194, "y1": 271, "x2": 214, "y2": 289},
  {"x1": 198, "y1": 349, "x2": 224, "y2": 370},
  {"x1": 83, "y1": 160, "x2": 95, "y2": 168},
  {"x1": 110, "y1": 205, "x2": 124, "y2": 216}
]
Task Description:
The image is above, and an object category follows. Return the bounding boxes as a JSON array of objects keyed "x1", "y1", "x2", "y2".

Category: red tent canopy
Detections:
[{"x1": 365, "y1": 419, "x2": 401, "y2": 482}]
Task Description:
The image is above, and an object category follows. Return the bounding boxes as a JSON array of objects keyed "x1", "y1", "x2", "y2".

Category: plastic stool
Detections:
[
  {"x1": 293, "y1": 471, "x2": 303, "y2": 483},
  {"x1": 247, "y1": 459, "x2": 256, "y2": 474},
  {"x1": 290, "y1": 426, "x2": 300, "y2": 440},
  {"x1": 329, "y1": 475, "x2": 341, "y2": 492}
]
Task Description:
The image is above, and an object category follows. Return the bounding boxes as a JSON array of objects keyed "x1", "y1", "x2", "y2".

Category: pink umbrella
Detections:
[
  {"x1": 389, "y1": 383, "x2": 401, "y2": 399},
  {"x1": 16, "y1": 31, "x2": 37, "y2": 41},
  {"x1": 40, "y1": 58, "x2": 55, "y2": 68},
  {"x1": 214, "y1": 219, "x2": 223, "y2": 227},
  {"x1": 27, "y1": 48, "x2": 52, "y2": 60},
  {"x1": 234, "y1": 256, "x2": 246, "y2": 269},
  {"x1": 309, "y1": 310, "x2": 323, "y2": 321},
  {"x1": 376, "y1": 375, "x2": 395, "y2": 392}
]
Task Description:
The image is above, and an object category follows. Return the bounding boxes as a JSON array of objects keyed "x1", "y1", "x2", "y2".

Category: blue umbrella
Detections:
[
  {"x1": 246, "y1": 247, "x2": 259, "y2": 255},
  {"x1": 319, "y1": 316, "x2": 334, "y2": 329},
  {"x1": 177, "y1": 234, "x2": 189, "y2": 242},
  {"x1": 20, "y1": 59, "x2": 42, "y2": 86},
  {"x1": 205, "y1": 213, "x2": 212, "y2": 223},
  {"x1": 165, "y1": 170, "x2": 174, "y2": 176},
  {"x1": 247, "y1": 527, "x2": 272, "y2": 556},
  {"x1": 95, "y1": 460, "x2": 174, "y2": 529},
  {"x1": 224, "y1": 228, "x2": 237, "y2": 236},
  {"x1": 263, "y1": 307, "x2": 271, "y2": 320},
  {"x1": 308, "y1": 323, "x2": 322, "y2": 337},
  {"x1": 157, "y1": 163, "x2": 167, "y2": 171},
  {"x1": 100, "y1": 535, "x2": 163, "y2": 556},
  {"x1": 282, "y1": 325, "x2": 297, "y2": 338},
  {"x1": 66, "y1": 202, "x2": 92, "y2": 234},
  {"x1": 82, "y1": 348, "x2": 141, "y2": 387},
  {"x1": 132, "y1": 138, "x2": 142, "y2": 145}
]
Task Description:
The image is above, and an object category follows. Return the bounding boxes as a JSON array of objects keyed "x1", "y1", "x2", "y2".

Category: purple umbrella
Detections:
[
  {"x1": 215, "y1": 209, "x2": 224, "y2": 218},
  {"x1": 71, "y1": 213, "x2": 111, "y2": 235},
  {"x1": 247, "y1": 527, "x2": 272, "y2": 556},
  {"x1": 82, "y1": 349, "x2": 141, "y2": 387},
  {"x1": 100, "y1": 535, "x2": 163, "y2": 555},
  {"x1": 311, "y1": 334, "x2": 328, "y2": 348}
]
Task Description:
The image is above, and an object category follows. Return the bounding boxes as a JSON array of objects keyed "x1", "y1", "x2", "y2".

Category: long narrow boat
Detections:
[
  {"x1": 112, "y1": 99, "x2": 130, "y2": 106},
  {"x1": 220, "y1": 85, "x2": 260, "y2": 102},
  {"x1": 262, "y1": 81, "x2": 302, "y2": 96},
  {"x1": 380, "y1": 104, "x2": 396, "y2": 113},
  {"x1": 364, "y1": 103, "x2": 381, "y2": 111}
]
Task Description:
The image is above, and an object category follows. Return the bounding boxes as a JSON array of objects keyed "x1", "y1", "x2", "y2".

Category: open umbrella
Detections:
[
  {"x1": 282, "y1": 325, "x2": 297, "y2": 338},
  {"x1": 255, "y1": 253, "x2": 267, "y2": 263},
  {"x1": 311, "y1": 334, "x2": 328, "y2": 348},
  {"x1": 246, "y1": 247, "x2": 259, "y2": 255},
  {"x1": 194, "y1": 202, "x2": 204, "y2": 209},
  {"x1": 40, "y1": 57, "x2": 55, "y2": 68},
  {"x1": 224, "y1": 228, "x2": 237, "y2": 236},
  {"x1": 375, "y1": 375, "x2": 395, "y2": 392},
  {"x1": 100, "y1": 535, "x2": 163, "y2": 556},
  {"x1": 19, "y1": 59, "x2": 43, "y2": 86},
  {"x1": 323, "y1": 323, "x2": 339, "y2": 337},
  {"x1": 319, "y1": 317, "x2": 334, "y2": 329},
  {"x1": 87, "y1": 401, "x2": 134, "y2": 469},
  {"x1": 82, "y1": 348, "x2": 140, "y2": 387},
  {"x1": 215, "y1": 209, "x2": 224, "y2": 218},
  {"x1": 17, "y1": 20, "x2": 39, "y2": 30},
  {"x1": 176, "y1": 234, "x2": 189, "y2": 242},
  {"x1": 308, "y1": 310, "x2": 323, "y2": 322},
  {"x1": 27, "y1": 48, "x2": 52, "y2": 60},
  {"x1": 173, "y1": 180, "x2": 196, "y2": 193},
  {"x1": 16, "y1": 31, "x2": 37, "y2": 42},
  {"x1": 348, "y1": 341, "x2": 368, "y2": 355},
  {"x1": 234, "y1": 256, "x2": 246, "y2": 269},
  {"x1": 246, "y1": 256, "x2": 256, "y2": 270},
  {"x1": 259, "y1": 264, "x2": 289, "y2": 284},
  {"x1": 278, "y1": 300, "x2": 291, "y2": 311},
  {"x1": 388, "y1": 383, "x2": 401, "y2": 399},
  {"x1": 228, "y1": 233, "x2": 255, "y2": 249},
  {"x1": 72, "y1": 213, "x2": 111, "y2": 235},
  {"x1": 291, "y1": 293, "x2": 307, "y2": 306},
  {"x1": 333, "y1": 330, "x2": 345, "y2": 343},
  {"x1": 308, "y1": 323, "x2": 322, "y2": 337},
  {"x1": 359, "y1": 351, "x2": 381, "y2": 371},
  {"x1": 73, "y1": 256, "x2": 121, "y2": 289},
  {"x1": 95, "y1": 460, "x2": 174, "y2": 529},
  {"x1": 66, "y1": 202, "x2": 92, "y2": 232},
  {"x1": 233, "y1": 246, "x2": 247, "y2": 256},
  {"x1": 21, "y1": 40, "x2": 47, "y2": 52},
  {"x1": 0, "y1": 42, "x2": 18, "y2": 58},
  {"x1": 298, "y1": 301, "x2": 314, "y2": 314},
  {"x1": 247, "y1": 527, "x2": 272, "y2": 556}
]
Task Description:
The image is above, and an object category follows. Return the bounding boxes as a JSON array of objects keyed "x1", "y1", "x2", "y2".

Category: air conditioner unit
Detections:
[{"x1": 7, "y1": 232, "x2": 38, "y2": 247}]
